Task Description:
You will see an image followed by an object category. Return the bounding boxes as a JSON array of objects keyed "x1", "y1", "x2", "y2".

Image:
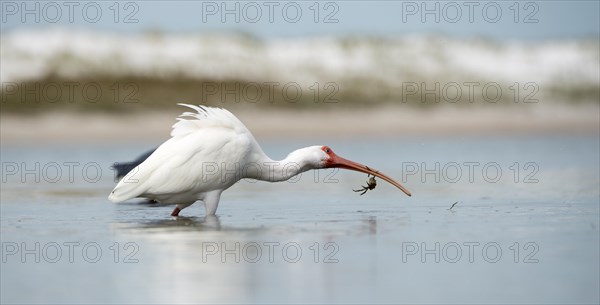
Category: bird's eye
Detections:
[{"x1": 325, "y1": 147, "x2": 331, "y2": 154}]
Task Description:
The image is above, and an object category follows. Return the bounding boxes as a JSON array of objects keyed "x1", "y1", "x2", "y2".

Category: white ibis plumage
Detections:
[{"x1": 108, "y1": 104, "x2": 411, "y2": 216}]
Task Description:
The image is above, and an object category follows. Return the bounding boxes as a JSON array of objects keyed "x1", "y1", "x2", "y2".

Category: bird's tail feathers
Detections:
[{"x1": 108, "y1": 173, "x2": 145, "y2": 203}]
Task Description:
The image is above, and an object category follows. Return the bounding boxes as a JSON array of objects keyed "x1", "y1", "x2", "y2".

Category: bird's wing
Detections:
[{"x1": 108, "y1": 104, "x2": 257, "y2": 203}]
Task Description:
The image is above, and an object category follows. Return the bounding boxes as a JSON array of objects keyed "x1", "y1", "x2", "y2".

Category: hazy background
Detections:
[
  {"x1": 1, "y1": 1, "x2": 598, "y2": 115},
  {"x1": 2, "y1": 1, "x2": 599, "y2": 39}
]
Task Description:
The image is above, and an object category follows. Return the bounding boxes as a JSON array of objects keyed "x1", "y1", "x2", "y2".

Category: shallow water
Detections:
[{"x1": 1, "y1": 135, "x2": 599, "y2": 304}]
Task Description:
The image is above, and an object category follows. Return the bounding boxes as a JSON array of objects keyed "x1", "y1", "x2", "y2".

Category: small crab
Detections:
[{"x1": 353, "y1": 174, "x2": 377, "y2": 195}]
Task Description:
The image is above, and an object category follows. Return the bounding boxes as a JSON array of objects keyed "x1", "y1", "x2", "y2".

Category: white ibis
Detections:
[{"x1": 108, "y1": 104, "x2": 411, "y2": 216}]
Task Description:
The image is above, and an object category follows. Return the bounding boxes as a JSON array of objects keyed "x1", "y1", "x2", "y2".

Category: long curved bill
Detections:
[{"x1": 328, "y1": 155, "x2": 412, "y2": 196}]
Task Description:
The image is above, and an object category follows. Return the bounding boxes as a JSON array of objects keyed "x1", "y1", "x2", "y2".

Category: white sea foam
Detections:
[{"x1": 1, "y1": 28, "x2": 598, "y2": 90}]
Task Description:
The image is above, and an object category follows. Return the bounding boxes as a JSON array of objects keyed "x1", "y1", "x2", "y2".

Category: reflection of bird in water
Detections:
[
  {"x1": 109, "y1": 104, "x2": 411, "y2": 217},
  {"x1": 135, "y1": 215, "x2": 222, "y2": 231},
  {"x1": 367, "y1": 216, "x2": 377, "y2": 234}
]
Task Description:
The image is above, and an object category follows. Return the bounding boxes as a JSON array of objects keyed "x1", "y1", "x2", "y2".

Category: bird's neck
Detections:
[{"x1": 247, "y1": 152, "x2": 311, "y2": 182}]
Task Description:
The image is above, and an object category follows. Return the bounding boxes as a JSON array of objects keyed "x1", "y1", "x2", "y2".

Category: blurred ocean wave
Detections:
[{"x1": 1, "y1": 28, "x2": 598, "y2": 111}]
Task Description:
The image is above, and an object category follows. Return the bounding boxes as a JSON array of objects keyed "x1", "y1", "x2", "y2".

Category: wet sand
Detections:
[{"x1": 2, "y1": 103, "x2": 598, "y2": 144}]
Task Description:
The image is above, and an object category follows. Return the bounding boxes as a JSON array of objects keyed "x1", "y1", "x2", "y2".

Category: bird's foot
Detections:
[{"x1": 171, "y1": 207, "x2": 181, "y2": 217}]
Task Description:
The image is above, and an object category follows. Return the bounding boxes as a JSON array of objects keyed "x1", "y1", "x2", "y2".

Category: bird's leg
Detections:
[
  {"x1": 170, "y1": 202, "x2": 195, "y2": 217},
  {"x1": 171, "y1": 207, "x2": 181, "y2": 217},
  {"x1": 360, "y1": 189, "x2": 368, "y2": 195},
  {"x1": 202, "y1": 190, "x2": 223, "y2": 216}
]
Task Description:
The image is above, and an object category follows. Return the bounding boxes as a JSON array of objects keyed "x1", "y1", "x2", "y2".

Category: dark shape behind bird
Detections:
[
  {"x1": 112, "y1": 148, "x2": 158, "y2": 204},
  {"x1": 112, "y1": 149, "x2": 156, "y2": 179}
]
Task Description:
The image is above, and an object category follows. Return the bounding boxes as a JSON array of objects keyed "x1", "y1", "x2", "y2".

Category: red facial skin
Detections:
[{"x1": 321, "y1": 146, "x2": 412, "y2": 197}]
